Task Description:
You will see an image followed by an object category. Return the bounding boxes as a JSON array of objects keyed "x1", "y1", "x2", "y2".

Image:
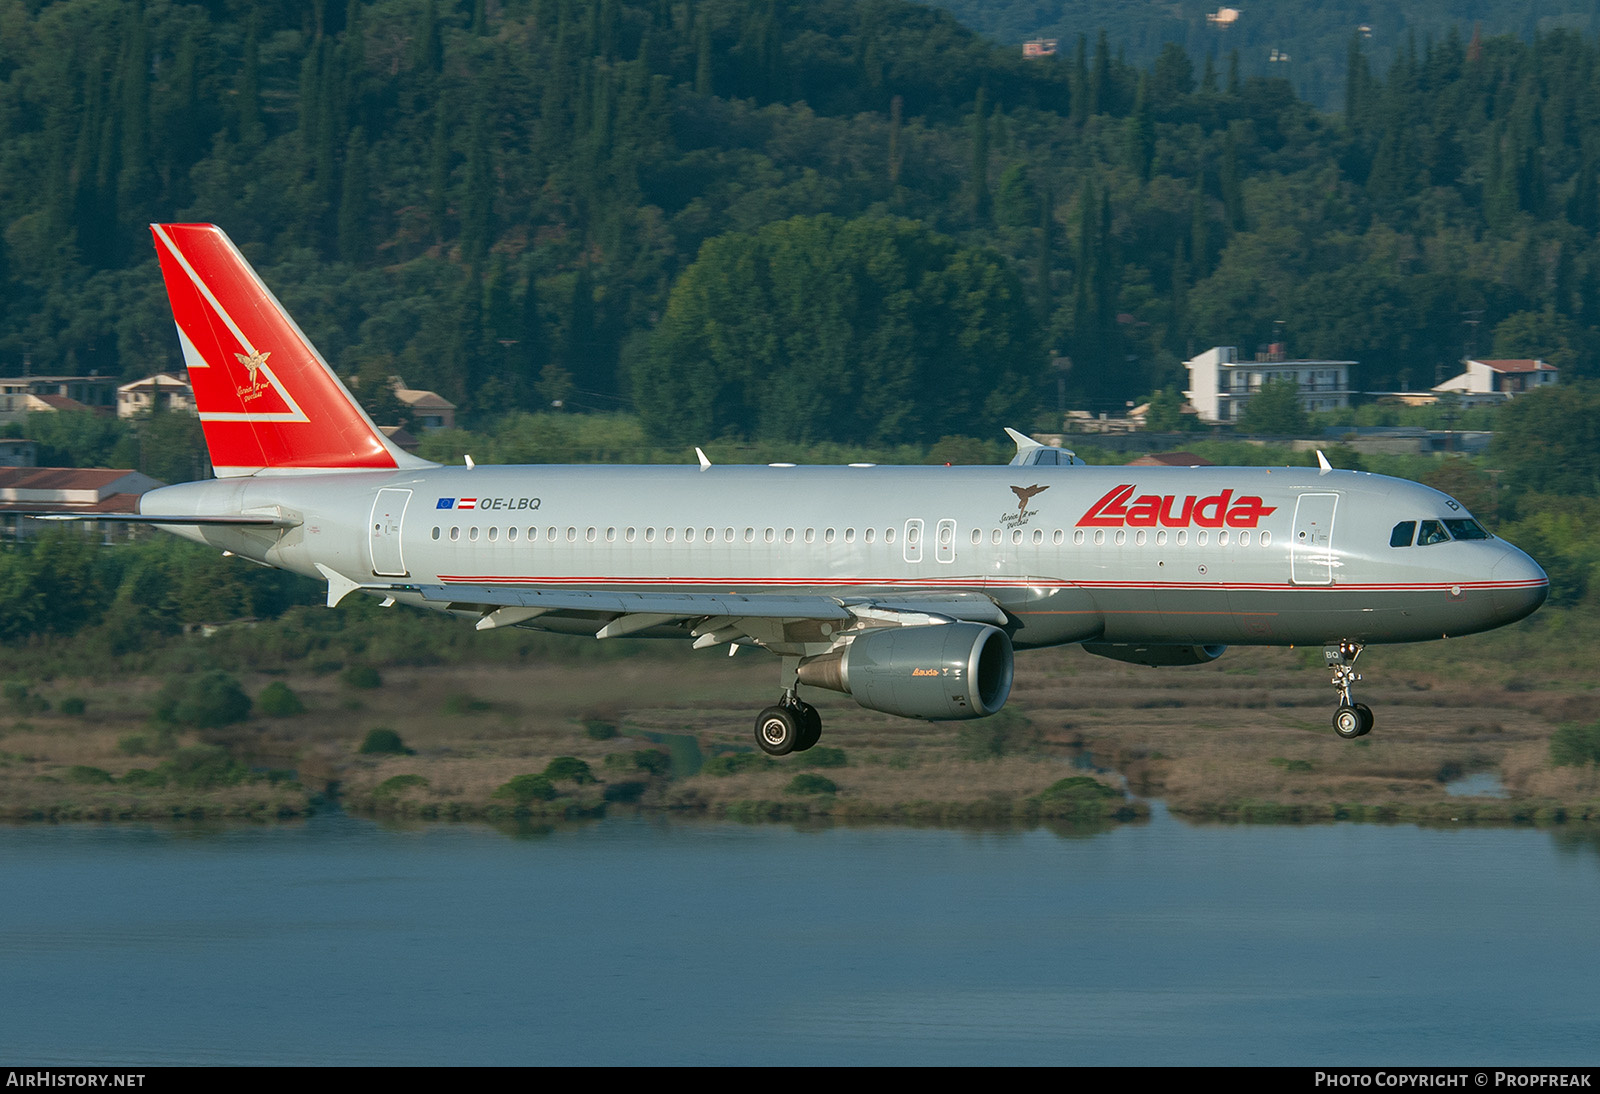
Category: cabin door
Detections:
[
  {"x1": 1290, "y1": 492, "x2": 1338, "y2": 585},
  {"x1": 369, "y1": 488, "x2": 412, "y2": 577}
]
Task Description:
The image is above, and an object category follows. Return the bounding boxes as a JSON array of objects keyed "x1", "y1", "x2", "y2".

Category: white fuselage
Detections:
[{"x1": 142, "y1": 462, "x2": 1549, "y2": 651}]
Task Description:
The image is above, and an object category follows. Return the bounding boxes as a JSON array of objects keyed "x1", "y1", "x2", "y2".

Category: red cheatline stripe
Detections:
[{"x1": 434, "y1": 575, "x2": 1546, "y2": 592}]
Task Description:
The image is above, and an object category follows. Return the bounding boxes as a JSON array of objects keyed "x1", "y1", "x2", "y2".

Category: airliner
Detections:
[{"x1": 111, "y1": 223, "x2": 1548, "y2": 752}]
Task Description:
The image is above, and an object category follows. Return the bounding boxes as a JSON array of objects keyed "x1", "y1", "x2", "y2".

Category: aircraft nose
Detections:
[{"x1": 1491, "y1": 546, "x2": 1549, "y2": 623}]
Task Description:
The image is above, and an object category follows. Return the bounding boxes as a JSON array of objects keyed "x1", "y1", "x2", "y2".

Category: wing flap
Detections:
[{"x1": 411, "y1": 584, "x2": 854, "y2": 621}]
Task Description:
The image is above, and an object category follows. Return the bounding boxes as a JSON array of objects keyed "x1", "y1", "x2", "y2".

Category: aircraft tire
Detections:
[
  {"x1": 1355, "y1": 703, "x2": 1374, "y2": 737},
  {"x1": 756, "y1": 706, "x2": 801, "y2": 756},
  {"x1": 1332, "y1": 705, "x2": 1365, "y2": 740},
  {"x1": 795, "y1": 702, "x2": 823, "y2": 752}
]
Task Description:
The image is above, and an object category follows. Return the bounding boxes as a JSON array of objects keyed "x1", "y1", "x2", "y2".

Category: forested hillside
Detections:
[
  {"x1": 1, "y1": 0, "x2": 1599, "y2": 441},
  {"x1": 922, "y1": 0, "x2": 1600, "y2": 112}
]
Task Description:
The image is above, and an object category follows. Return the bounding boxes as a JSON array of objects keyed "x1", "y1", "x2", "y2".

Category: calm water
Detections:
[{"x1": 2, "y1": 808, "x2": 1597, "y2": 1065}]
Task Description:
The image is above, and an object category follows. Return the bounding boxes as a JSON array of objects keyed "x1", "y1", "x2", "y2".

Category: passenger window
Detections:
[
  {"x1": 431, "y1": 527, "x2": 440, "y2": 540},
  {"x1": 1418, "y1": 520, "x2": 1450, "y2": 546},
  {"x1": 1390, "y1": 521, "x2": 1416, "y2": 548}
]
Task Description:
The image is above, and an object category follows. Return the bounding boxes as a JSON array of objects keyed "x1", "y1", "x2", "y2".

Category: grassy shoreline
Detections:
[{"x1": 3, "y1": 612, "x2": 1598, "y2": 827}]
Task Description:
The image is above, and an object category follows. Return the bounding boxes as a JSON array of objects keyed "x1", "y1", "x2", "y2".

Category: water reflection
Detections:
[{"x1": 0, "y1": 808, "x2": 1596, "y2": 1064}]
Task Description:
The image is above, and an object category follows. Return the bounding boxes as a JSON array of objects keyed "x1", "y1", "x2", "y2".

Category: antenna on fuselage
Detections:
[
  {"x1": 695, "y1": 447, "x2": 711, "y2": 471},
  {"x1": 1315, "y1": 450, "x2": 1333, "y2": 474}
]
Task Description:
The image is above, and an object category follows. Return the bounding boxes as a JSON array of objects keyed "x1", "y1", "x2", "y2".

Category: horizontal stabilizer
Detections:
[{"x1": 28, "y1": 512, "x2": 301, "y2": 528}]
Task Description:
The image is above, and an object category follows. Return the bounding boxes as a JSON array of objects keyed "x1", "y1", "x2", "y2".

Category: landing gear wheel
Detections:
[
  {"x1": 1333, "y1": 705, "x2": 1365, "y2": 740},
  {"x1": 1354, "y1": 703, "x2": 1374, "y2": 737},
  {"x1": 795, "y1": 701, "x2": 822, "y2": 752},
  {"x1": 1326, "y1": 642, "x2": 1374, "y2": 740},
  {"x1": 755, "y1": 706, "x2": 801, "y2": 756}
]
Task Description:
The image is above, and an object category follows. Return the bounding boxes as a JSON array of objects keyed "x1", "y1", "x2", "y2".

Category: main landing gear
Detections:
[
  {"x1": 754, "y1": 690, "x2": 823, "y2": 756},
  {"x1": 1326, "y1": 641, "x2": 1374, "y2": 739}
]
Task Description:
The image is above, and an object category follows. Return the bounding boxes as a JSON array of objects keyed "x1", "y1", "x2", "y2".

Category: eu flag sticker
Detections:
[{"x1": 436, "y1": 498, "x2": 455, "y2": 509}]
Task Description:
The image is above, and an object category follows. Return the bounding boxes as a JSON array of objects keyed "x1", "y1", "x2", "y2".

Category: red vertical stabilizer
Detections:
[{"x1": 150, "y1": 223, "x2": 417, "y2": 476}]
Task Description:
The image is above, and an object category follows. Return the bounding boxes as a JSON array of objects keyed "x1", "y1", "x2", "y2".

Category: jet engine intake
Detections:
[
  {"x1": 1082, "y1": 641, "x2": 1228, "y2": 667},
  {"x1": 796, "y1": 622, "x2": 1013, "y2": 720}
]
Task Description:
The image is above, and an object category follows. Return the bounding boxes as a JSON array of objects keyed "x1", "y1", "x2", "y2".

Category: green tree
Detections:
[
  {"x1": 1492, "y1": 382, "x2": 1600, "y2": 498},
  {"x1": 1144, "y1": 387, "x2": 1198, "y2": 432},
  {"x1": 638, "y1": 214, "x2": 1036, "y2": 446},
  {"x1": 1237, "y1": 378, "x2": 1309, "y2": 435}
]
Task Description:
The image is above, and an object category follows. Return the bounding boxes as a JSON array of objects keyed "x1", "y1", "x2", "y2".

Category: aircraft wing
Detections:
[{"x1": 394, "y1": 583, "x2": 1009, "y2": 642}]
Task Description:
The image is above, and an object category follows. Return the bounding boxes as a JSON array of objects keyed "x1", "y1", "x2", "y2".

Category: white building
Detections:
[
  {"x1": 118, "y1": 373, "x2": 195, "y2": 418},
  {"x1": 0, "y1": 467, "x2": 163, "y2": 541},
  {"x1": 393, "y1": 379, "x2": 456, "y2": 431},
  {"x1": 0, "y1": 374, "x2": 118, "y2": 425},
  {"x1": 1433, "y1": 359, "x2": 1557, "y2": 406},
  {"x1": 1184, "y1": 345, "x2": 1354, "y2": 424}
]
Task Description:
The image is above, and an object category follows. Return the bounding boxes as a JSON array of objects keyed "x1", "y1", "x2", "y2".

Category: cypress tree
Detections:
[
  {"x1": 969, "y1": 87, "x2": 991, "y2": 223},
  {"x1": 236, "y1": 16, "x2": 264, "y2": 148},
  {"x1": 337, "y1": 127, "x2": 369, "y2": 263}
]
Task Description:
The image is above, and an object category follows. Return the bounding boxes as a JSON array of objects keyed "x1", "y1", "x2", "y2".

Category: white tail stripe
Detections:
[{"x1": 157, "y1": 230, "x2": 311, "y2": 425}]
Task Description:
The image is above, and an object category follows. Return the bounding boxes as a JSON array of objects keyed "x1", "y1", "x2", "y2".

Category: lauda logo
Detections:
[{"x1": 1077, "y1": 484, "x2": 1278, "y2": 529}]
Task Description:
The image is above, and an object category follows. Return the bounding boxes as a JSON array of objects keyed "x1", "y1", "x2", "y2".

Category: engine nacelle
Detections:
[
  {"x1": 1082, "y1": 641, "x2": 1227, "y2": 667},
  {"x1": 796, "y1": 622, "x2": 1014, "y2": 720}
]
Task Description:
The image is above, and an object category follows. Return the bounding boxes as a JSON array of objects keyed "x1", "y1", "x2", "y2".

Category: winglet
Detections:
[
  {"x1": 316, "y1": 564, "x2": 364, "y2": 608},
  {"x1": 1005, "y1": 427, "x2": 1045, "y2": 465}
]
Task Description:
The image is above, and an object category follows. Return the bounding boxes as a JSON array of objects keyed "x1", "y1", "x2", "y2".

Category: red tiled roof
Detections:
[
  {"x1": 32, "y1": 394, "x2": 92, "y2": 411},
  {"x1": 1127, "y1": 452, "x2": 1214, "y2": 467},
  {"x1": 0, "y1": 468, "x2": 141, "y2": 491},
  {"x1": 1474, "y1": 359, "x2": 1556, "y2": 373}
]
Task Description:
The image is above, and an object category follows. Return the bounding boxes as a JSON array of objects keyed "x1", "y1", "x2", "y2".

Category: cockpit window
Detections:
[
  {"x1": 1417, "y1": 520, "x2": 1450, "y2": 546},
  {"x1": 1444, "y1": 518, "x2": 1490, "y2": 541},
  {"x1": 1390, "y1": 521, "x2": 1416, "y2": 548}
]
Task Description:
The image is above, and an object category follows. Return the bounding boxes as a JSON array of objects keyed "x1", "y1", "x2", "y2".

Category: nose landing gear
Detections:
[{"x1": 1326, "y1": 641, "x2": 1373, "y2": 739}]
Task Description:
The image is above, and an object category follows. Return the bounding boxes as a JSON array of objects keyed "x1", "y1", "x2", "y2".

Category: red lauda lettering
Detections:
[
  {"x1": 1077, "y1": 484, "x2": 1277, "y2": 529},
  {"x1": 1077, "y1": 485, "x2": 1137, "y2": 526}
]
